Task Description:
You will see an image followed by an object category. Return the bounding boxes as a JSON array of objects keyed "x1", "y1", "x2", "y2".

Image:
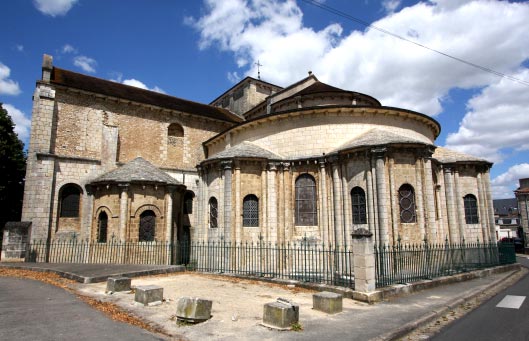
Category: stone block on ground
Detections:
[
  {"x1": 134, "y1": 285, "x2": 163, "y2": 305},
  {"x1": 106, "y1": 277, "x2": 131, "y2": 293},
  {"x1": 175, "y1": 297, "x2": 213, "y2": 323},
  {"x1": 262, "y1": 298, "x2": 299, "y2": 330},
  {"x1": 313, "y1": 291, "x2": 343, "y2": 314}
]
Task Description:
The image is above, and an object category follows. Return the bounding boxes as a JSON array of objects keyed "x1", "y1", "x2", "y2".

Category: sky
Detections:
[{"x1": 1, "y1": 0, "x2": 529, "y2": 199}]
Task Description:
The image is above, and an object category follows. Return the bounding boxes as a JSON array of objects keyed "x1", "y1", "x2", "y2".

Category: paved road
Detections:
[
  {"x1": 0, "y1": 277, "x2": 167, "y2": 341},
  {"x1": 433, "y1": 256, "x2": 529, "y2": 341}
]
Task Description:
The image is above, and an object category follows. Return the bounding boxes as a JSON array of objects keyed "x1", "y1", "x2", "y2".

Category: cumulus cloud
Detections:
[
  {"x1": 0, "y1": 63, "x2": 21, "y2": 96},
  {"x1": 61, "y1": 44, "x2": 78, "y2": 54},
  {"x1": 188, "y1": 0, "x2": 529, "y2": 117},
  {"x1": 122, "y1": 79, "x2": 166, "y2": 94},
  {"x1": 16, "y1": 45, "x2": 24, "y2": 52},
  {"x1": 33, "y1": 0, "x2": 78, "y2": 17},
  {"x1": 491, "y1": 163, "x2": 529, "y2": 199},
  {"x1": 382, "y1": 0, "x2": 401, "y2": 14},
  {"x1": 445, "y1": 69, "x2": 529, "y2": 163},
  {"x1": 73, "y1": 56, "x2": 97, "y2": 73},
  {"x1": 3, "y1": 104, "x2": 31, "y2": 141}
]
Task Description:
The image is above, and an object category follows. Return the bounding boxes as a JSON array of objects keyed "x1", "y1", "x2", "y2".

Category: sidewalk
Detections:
[{"x1": 1, "y1": 261, "x2": 524, "y2": 340}]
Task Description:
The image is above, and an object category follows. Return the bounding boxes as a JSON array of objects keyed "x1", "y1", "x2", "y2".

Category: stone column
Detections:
[
  {"x1": 319, "y1": 159, "x2": 329, "y2": 244},
  {"x1": 482, "y1": 169, "x2": 497, "y2": 243},
  {"x1": 388, "y1": 158, "x2": 398, "y2": 244},
  {"x1": 278, "y1": 163, "x2": 285, "y2": 244},
  {"x1": 331, "y1": 158, "x2": 344, "y2": 246},
  {"x1": 260, "y1": 163, "x2": 268, "y2": 241},
  {"x1": 373, "y1": 148, "x2": 389, "y2": 246},
  {"x1": 118, "y1": 184, "x2": 129, "y2": 242},
  {"x1": 443, "y1": 167, "x2": 458, "y2": 243},
  {"x1": 234, "y1": 161, "x2": 241, "y2": 242},
  {"x1": 165, "y1": 187, "x2": 173, "y2": 243},
  {"x1": 476, "y1": 172, "x2": 489, "y2": 241},
  {"x1": 423, "y1": 156, "x2": 437, "y2": 242},
  {"x1": 282, "y1": 163, "x2": 291, "y2": 241},
  {"x1": 454, "y1": 169, "x2": 466, "y2": 240},
  {"x1": 341, "y1": 162, "x2": 351, "y2": 248},
  {"x1": 222, "y1": 161, "x2": 233, "y2": 242},
  {"x1": 366, "y1": 166, "x2": 376, "y2": 238},
  {"x1": 351, "y1": 228, "x2": 376, "y2": 293},
  {"x1": 267, "y1": 162, "x2": 278, "y2": 243},
  {"x1": 415, "y1": 156, "x2": 426, "y2": 241}
]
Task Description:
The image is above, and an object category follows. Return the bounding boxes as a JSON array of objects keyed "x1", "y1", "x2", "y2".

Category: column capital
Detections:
[
  {"x1": 280, "y1": 162, "x2": 291, "y2": 171},
  {"x1": 221, "y1": 160, "x2": 233, "y2": 170},
  {"x1": 371, "y1": 147, "x2": 387, "y2": 158},
  {"x1": 267, "y1": 162, "x2": 279, "y2": 171}
]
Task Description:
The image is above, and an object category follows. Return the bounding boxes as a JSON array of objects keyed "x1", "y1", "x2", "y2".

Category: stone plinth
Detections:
[
  {"x1": 1, "y1": 222, "x2": 31, "y2": 261},
  {"x1": 313, "y1": 291, "x2": 343, "y2": 314},
  {"x1": 106, "y1": 277, "x2": 131, "y2": 293},
  {"x1": 262, "y1": 299, "x2": 299, "y2": 330},
  {"x1": 176, "y1": 297, "x2": 213, "y2": 323},
  {"x1": 351, "y1": 229, "x2": 376, "y2": 293},
  {"x1": 135, "y1": 285, "x2": 163, "y2": 305}
]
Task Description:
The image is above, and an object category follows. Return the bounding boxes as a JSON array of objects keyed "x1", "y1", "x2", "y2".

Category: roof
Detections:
[
  {"x1": 493, "y1": 198, "x2": 519, "y2": 215},
  {"x1": 293, "y1": 81, "x2": 381, "y2": 106},
  {"x1": 209, "y1": 76, "x2": 283, "y2": 105},
  {"x1": 50, "y1": 67, "x2": 243, "y2": 123},
  {"x1": 90, "y1": 157, "x2": 182, "y2": 185},
  {"x1": 432, "y1": 147, "x2": 490, "y2": 164},
  {"x1": 333, "y1": 128, "x2": 431, "y2": 153},
  {"x1": 205, "y1": 141, "x2": 282, "y2": 161}
]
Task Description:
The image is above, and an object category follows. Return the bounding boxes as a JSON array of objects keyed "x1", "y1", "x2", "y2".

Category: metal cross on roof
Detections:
[{"x1": 255, "y1": 60, "x2": 263, "y2": 80}]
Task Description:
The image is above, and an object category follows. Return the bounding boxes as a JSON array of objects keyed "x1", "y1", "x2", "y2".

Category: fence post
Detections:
[{"x1": 351, "y1": 228, "x2": 376, "y2": 293}]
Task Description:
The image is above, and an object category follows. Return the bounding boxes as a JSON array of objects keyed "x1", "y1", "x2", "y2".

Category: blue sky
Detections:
[{"x1": 1, "y1": 0, "x2": 529, "y2": 198}]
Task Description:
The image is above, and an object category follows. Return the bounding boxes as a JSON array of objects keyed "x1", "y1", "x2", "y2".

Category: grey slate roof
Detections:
[
  {"x1": 432, "y1": 147, "x2": 489, "y2": 164},
  {"x1": 90, "y1": 157, "x2": 181, "y2": 185},
  {"x1": 333, "y1": 128, "x2": 431, "y2": 152},
  {"x1": 493, "y1": 198, "x2": 519, "y2": 216},
  {"x1": 206, "y1": 141, "x2": 282, "y2": 161}
]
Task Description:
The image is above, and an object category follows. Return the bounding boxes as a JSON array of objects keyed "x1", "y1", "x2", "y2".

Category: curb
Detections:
[
  {"x1": 373, "y1": 266, "x2": 527, "y2": 341},
  {"x1": 0, "y1": 264, "x2": 186, "y2": 283}
]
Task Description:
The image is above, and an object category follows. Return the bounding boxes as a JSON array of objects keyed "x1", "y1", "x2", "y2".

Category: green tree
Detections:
[{"x1": 0, "y1": 103, "x2": 26, "y2": 240}]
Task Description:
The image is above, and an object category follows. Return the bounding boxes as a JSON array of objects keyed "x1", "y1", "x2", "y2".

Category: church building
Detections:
[{"x1": 21, "y1": 54, "x2": 497, "y2": 249}]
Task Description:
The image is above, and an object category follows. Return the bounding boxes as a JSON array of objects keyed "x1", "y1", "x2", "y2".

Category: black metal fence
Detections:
[
  {"x1": 374, "y1": 240, "x2": 515, "y2": 288},
  {"x1": 24, "y1": 238, "x2": 515, "y2": 290}
]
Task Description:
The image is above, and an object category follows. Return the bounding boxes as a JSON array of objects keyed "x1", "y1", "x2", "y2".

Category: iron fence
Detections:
[{"x1": 375, "y1": 239, "x2": 515, "y2": 288}]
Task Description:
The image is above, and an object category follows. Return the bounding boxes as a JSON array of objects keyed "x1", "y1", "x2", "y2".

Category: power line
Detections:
[{"x1": 301, "y1": 0, "x2": 529, "y2": 87}]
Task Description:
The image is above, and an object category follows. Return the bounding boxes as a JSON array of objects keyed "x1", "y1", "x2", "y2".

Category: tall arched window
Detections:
[
  {"x1": 183, "y1": 191, "x2": 194, "y2": 215},
  {"x1": 167, "y1": 123, "x2": 184, "y2": 142},
  {"x1": 243, "y1": 194, "x2": 259, "y2": 227},
  {"x1": 351, "y1": 187, "x2": 367, "y2": 224},
  {"x1": 97, "y1": 211, "x2": 108, "y2": 243},
  {"x1": 139, "y1": 210, "x2": 156, "y2": 242},
  {"x1": 295, "y1": 174, "x2": 318, "y2": 226},
  {"x1": 59, "y1": 184, "x2": 81, "y2": 218},
  {"x1": 399, "y1": 184, "x2": 416, "y2": 223},
  {"x1": 464, "y1": 194, "x2": 479, "y2": 224},
  {"x1": 209, "y1": 197, "x2": 218, "y2": 228}
]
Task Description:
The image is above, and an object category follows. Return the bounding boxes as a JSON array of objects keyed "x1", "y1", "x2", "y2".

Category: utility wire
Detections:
[{"x1": 301, "y1": 0, "x2": 529, "y2": 87}]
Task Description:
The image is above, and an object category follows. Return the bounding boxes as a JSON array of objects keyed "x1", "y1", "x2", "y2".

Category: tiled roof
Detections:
[
  {"x1": 493, "y1": 198, "x2": 518, "y2": 215},
  {"x1": 432, "y1": 147, "x2": 489, "y2": 164},
  {"x1": 51, "y1": 67, "x2": 243, "y2": 123},
  {"x1": 333, "y1": 128, "x2": 431, "y2": 152},
  {"x1": 90, "y1": 157, "x2": 181, "y2": 185},
  {"x1": 206, "y1": 141, "x2": 282, "y2": 161}
]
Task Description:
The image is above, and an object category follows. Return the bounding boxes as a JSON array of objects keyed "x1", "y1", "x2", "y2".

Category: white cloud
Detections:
[
  {"x1": 33, "y1": 0, "x2": 78, "y2": 17},
  {"x1": 122, "y1": 79, "x2": 166, "y2": 94},
  {"x1": 445, "y1": 69, "x2": 529, "y2": 163},
  {"x1": 0, "y1": 63, "x2": 21, "y2": 96},
  {"x1": 491, "y1": 163, "x2": 529, "y2": 199},
  {"x1": 3, "y1": 104, "x2": 31, "y2": 142},
  {"x1": 73, "y1": 56, "x2": 97, "y2": 73},
  {"x1": 227, "y1": 71, "x2": 241, "y2": 83},
  {"x1": 189, "y1": 0, "x2": 529, "y2": 118},
  {"x1": 62, "y1": 44, "x2": 77, "y2": 54},
  {"x1": 16, "y1": 45, "x2": 24, "y2": 52},
  {"x1": 382, "y1": 0, "x2": 401, "y2": 14}
]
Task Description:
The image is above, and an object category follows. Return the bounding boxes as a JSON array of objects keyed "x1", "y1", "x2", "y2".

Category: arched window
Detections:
[
  {"x1": 97, "y1": 211, "x2": 108, "y2": 243},
  {"x1": 399, "y1": 184, "x2": 416, "y2": 223},
  {"x1": 139, "y1": 210, "x2": 156, "y2": 242},
  {"x1": 243, "y1": 194, "x2": 259, "y2": 227},
  {"x1": 59, "y1": 184, "x2": 81, "y2": 218},
  {"x1": 351, "y1": 187, "x2": 367, "y2": 224},
  {"x1": 168, "y1": 123, "x2": 184, "y2": 141},
  {"x1": 295, "y1": 174, "x2": 318, "y2": 226},
  {"x1": 209, "y1": 197, "x2": 218, "y2": 228},
  {"x1": 183, "y1": 191, "x2": 194, "y2": 215},
  {"x1": 464, "y1": 194, "x2": 479, "y2": 224}
]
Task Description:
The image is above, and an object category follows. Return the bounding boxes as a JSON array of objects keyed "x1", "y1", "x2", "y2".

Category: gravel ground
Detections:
[{"x1": 77, "y1": 272, "x2": 368, "y2": 340}]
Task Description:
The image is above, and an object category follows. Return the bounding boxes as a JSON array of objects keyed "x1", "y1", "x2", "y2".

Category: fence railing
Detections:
[
  {"x1": 24, "y1": 238, "x2": 515, "y2": 290},
  {"x1": 375, "y1": 239, "x2": 515, "y2": 288}
]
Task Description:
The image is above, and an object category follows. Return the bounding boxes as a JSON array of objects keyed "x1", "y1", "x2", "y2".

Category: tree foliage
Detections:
[{"x1": 0, "y1": 103, "x2": 26, "y2": 231}]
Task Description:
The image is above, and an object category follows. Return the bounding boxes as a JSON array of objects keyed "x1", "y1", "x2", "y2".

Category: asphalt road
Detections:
[
  {"x1": 433, "y1": 256, "x2": 529, "y2": 341},
  {"x1": 0, "y1": 277, "x2": 166, "y2": 341}
]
